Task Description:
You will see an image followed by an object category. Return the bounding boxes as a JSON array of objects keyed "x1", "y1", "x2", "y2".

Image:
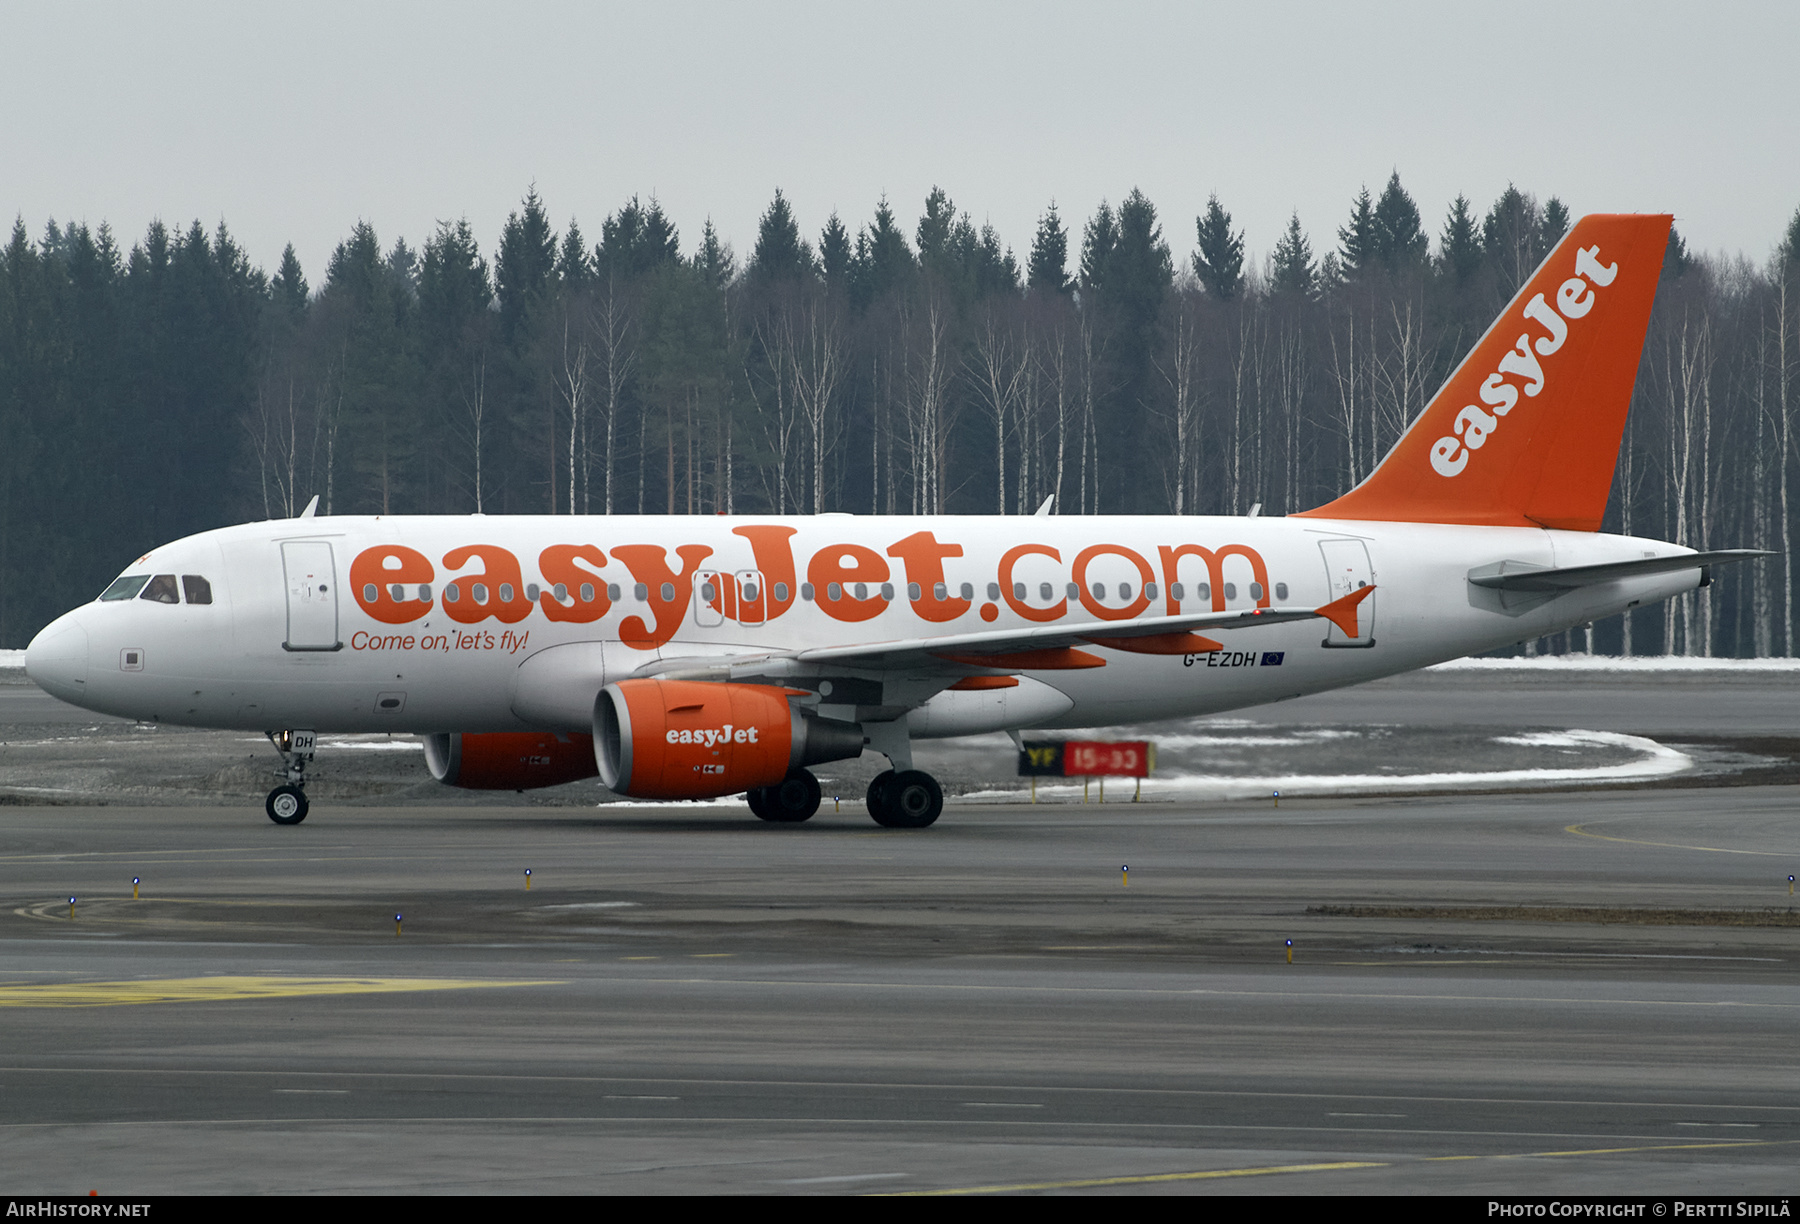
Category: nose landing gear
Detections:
[{"x1": 264, "y1": 729, "x2": 316, "y2": 825}]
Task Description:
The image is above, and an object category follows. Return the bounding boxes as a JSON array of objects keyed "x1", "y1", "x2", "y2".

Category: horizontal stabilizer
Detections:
[{"x1": 1467, "y1": 550, "x2": 1770, "y2": 592}]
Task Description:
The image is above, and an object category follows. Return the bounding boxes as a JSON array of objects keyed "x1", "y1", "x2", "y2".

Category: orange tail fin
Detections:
[{"x1": 1295, "y1": 213, "x2": 1671, "y2": 531}]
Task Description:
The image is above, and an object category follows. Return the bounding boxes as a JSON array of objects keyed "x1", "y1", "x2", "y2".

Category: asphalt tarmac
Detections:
[{"x1": 1, "y1": 669, "x2": 1797, "y2": 1195}]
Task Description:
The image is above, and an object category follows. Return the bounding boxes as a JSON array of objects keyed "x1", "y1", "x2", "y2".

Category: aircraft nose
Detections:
[{"x1": 25, "y1": 614, "x2": 90, "y2": 704}]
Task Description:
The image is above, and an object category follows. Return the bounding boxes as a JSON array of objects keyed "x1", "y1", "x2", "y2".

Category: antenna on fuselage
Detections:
[
  {"x1": 298, "y1": 495, "x2": 319, "y2": 519},
  {"x1": 1034, "y1": 495, "x2": 1054, "y2": 517}
]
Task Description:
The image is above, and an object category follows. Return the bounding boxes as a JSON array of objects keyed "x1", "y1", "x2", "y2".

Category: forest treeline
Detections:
[{"x1": 3, "y1": 176, "x2": 1799, "y2": 654}]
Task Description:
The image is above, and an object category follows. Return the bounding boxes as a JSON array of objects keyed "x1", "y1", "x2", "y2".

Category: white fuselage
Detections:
[{"x1": 25, "y1": 514, "x2": 1700, "y2": 737}]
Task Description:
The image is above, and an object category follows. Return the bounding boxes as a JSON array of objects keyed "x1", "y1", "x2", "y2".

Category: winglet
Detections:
[
  {"x1": 299, "y1": 495, "x2": 319, "y2": 519},
  {"x1": 1034, "y1": 495, "x2": 1054, "y2": 517},
  {"x1": 1315, "y1": 585, "x2": 1375, "y2": 637}
]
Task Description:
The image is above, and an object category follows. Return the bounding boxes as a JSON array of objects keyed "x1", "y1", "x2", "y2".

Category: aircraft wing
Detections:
[{"x1": 639, "y1": 587, "x2": 1373, "y2": 680}]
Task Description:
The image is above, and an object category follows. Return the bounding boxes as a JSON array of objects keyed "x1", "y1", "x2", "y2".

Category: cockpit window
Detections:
[
  {"x1": 139, "y1": 574, "x2": 180, "y2": 604},
  {"x1": 99, "y1": 574, "x2": 150, "y2": 602},
  {"x1": 181, "y1": 575, "x2": 213, "y2": 605}
]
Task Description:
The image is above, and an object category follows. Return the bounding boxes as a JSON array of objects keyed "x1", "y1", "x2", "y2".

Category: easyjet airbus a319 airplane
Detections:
[{"x1": 24, "y1": 213, "x2": 1764, "y2": 827}]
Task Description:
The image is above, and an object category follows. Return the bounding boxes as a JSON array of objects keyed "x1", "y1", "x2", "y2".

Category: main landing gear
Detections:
[
  {"x1": 866, "y1": 769, "x2": 943, "y2": 828},
  {"x1": 264, "y1": 729, "x2": 316, "y2": 825},
  {"x1": 747, "y1": 769, "x2": 823, "y2": 823}
]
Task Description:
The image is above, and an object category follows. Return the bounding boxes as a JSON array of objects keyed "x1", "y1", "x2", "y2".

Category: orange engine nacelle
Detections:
[
  {"x1": 424, "y1": 731, "x2": 600, "y2": 790},
  {"x1": 594, "y1": 678, "x2": 864, "y2": 800}
]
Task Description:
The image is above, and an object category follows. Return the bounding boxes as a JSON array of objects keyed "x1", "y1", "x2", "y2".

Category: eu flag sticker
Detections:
[{"x1": 1260, "y1": 652, "x2": 1285, "y2": 666}]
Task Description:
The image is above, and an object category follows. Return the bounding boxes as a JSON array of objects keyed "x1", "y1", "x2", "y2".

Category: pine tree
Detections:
[
  {"x1": 642, "y1": 199, "x2": 680, "y2": 265},
  {"x1": 557, "y1": 220, "x2": 591, "y2": 288},
  {"x1": 1027, "y1": 203, "x2": 1072, "y2": 295},
  {"x1": 1080, "y1": 200, "x2": 1118, "y2": 292},
  {"x1": 1782, "y1": 205, "x2": 1800, "y2": 268},
  {"x1": 385, "y1": 237, "x2": 418, "y2": 304},
  {"x1": 748, "y1": 189, "x2": 809, "y2": 284},
  {"x1": 420, "y1": 220, "x2": 493, "y2": 326},
  {"x1": 1336, "y1": 187, "x2": 1377, "y2": 281},
  {"x1": 691, "y1": 218, "x2": 734, "y2": 291},
  {"x1": 1663, "y1": 225, "x2": 1693, "y2": 279},
  {"x1": 1438, "y1": 194, "x2": 1482, "y2": 284},
  {"x1": 915, "y1": 187, "x2": 957, "y2": 281},
  {"x1": 1371, "y1": 172, "x2": 1427, "y2": 269},
  {"x1": 971, "y1": 223, "x2": 1019, "y2": 298},
  {"x1": 1269, "y1": 212, "x2": 1316, "y2": 298},
  {"x1": 1541, "y1": 197, "x2": 1571, "y2": 248},
  {"x1": 852, "y1": 197, "x2": 913, "y2": 308},
  {"x1": 1482, "y1": 185, "x2": 1542, "y2": 295},
  {"x1": 1191, "y1": 193, "x2": 1244, "y2": 300},
  {"x1": 272, "y1": 244, "x2": 308, "y2": 319},
  {"x1": 819, "y1": 212, "x2": 851, "y2": 288},
  {"x1": 496, "y1": 187, "x2": 557, "y2": 343}
]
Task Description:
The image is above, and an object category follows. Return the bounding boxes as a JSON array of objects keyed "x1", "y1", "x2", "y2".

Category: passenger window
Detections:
[
  {"x1": 659, "y1": 583, "x2": 675, "y2": 602},
  {"x1": 1172, "y1": 582, "x2": 1185, "y2": 601},
  {"x1": 801, "y1": 583, "x2": 815, "y2": 601},
  {"x1": 139, "y1": 575, "x2": 180, "y2": 605},
  {"x1": 181, "y1": 575, "x2": 213, "y2": 605},
  {"x1": 774, "y1": 583, "x2": 790, "y2": 602},
  {"x1": 960, "y1": 583, "x2": 974, "y2": 601},
  {"x1": 1275, "y1": 582, "x2": 1289, "y2": 601},
  {"x1": 1145, "y1": 583, "x2": 1158, "y2": 600},
  {"x1": 1119, "y1": 583, "x2": 1133, "y2": 601},
  {"x1": 986, "y1": 583, "x2": 1000, "y2": 600},
  {"x1": 100, "y1": 575, "x2": 150, "y2": 602},
  {"x1": 634, "y1": 584, "x2": 649, "y2": 601},
  {"x1": 608, "y1": 584, "x2": 621, "y2": 602},
  {"x1": 909, "y1": 583, "x2": 922, "y2": 601},
  {"x1": 1039, "y1": 583, "x2": 1053, "y2": 601},
  {"x1": 1013, "y1": 582, "x2": 1025, "y2": 600},
  {"x1": 1224, "y1": 583, "x2": 1237, "y2": 600},
  {"x1": 1249, "y1": 582, "x2": 1264, "y2": 601}
]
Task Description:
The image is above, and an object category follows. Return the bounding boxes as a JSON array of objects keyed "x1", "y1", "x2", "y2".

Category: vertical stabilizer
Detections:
[{"x1": 1295, "y1": 213, "x2": 1671, "y2": 531}]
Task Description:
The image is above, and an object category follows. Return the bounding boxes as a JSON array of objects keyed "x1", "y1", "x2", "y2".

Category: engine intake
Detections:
[
  {"x1": 594, "y1": 678, "x2": 863, "y2": 800},
  {"x1": 424, "y1": 731, "x2": 600, "y2": 790}
]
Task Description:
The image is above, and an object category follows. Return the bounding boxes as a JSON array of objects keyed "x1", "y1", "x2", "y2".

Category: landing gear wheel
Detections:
[
  {"x1": 266, "y1": 784, "x2": 309, "y2": 825},
  {"x1": 746, "y1": 787, "x2": 773, "y2": 820},
  {"x1": 866, "y1": 770, "x2": 896, "y2": 820},
  {"x1": 868, "y1": 769, "x2": 942, "y2": 828},
  {"x1": 766, "y1": 769, "x2": 821, "y2": 822}
]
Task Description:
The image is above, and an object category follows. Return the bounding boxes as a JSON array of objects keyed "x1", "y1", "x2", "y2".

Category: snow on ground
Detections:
[
  {"x1": 1427, "y1": 654, "x2": 1800, "y2": 672},
  {"x1": 966, "y1": 729, "x2": 1692, "y2": 803}
]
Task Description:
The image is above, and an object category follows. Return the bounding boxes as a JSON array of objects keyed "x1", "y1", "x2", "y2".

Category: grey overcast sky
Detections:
[{"x1": 5, "y1": 1, "x2": 1797, "y2": 282}]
